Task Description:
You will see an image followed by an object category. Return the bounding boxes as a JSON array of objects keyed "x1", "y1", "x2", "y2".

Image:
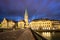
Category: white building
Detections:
[{"x1": 29, "y1": 19, "x2": 60, "y2": 30}]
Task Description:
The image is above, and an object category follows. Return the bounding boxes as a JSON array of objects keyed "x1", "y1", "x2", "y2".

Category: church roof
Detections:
[{"x1": 18, "y1": 20, "x2": 25, "y2": 22}]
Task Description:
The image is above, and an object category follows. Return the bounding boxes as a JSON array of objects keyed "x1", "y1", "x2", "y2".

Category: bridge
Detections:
[{"x1": 0, "y1": 28, "x2": 47, "y2": 40}]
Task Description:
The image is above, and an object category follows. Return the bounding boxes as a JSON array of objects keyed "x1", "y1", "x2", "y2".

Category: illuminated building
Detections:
[
  {"x1": 29, "y1": 18, "x2": 60, "y2": 30},
  {"x1": 1, "y1": 9, "x2": 60, "y2": 30},
  {"x1": 1, "y1": 18, "x2": 8, "y2": 28},
  {"x1": 18, "y1": 9, "x2": 29, "y2": 28},
  {"x1": 52, "y1": 20, "x2": 60, "y2": 30},
  {"x1": 18, "y1": 20, "x2": 25, "y2": 29},
  {"x1": 1, "y1": 18, "x2": 15, "y2": 28},
  {"x1": 8, "y1": 20, "x2": 15, "y2": 28},
  {"x1": 0, "y1": 9, "x2": 29, "y2": 29},
  {"x1": 29, "y1": 19, "x2": 53, "y2": 30}
]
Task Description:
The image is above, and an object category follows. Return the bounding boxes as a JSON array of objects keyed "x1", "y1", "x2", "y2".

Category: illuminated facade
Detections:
[
  {"x1": 29, "y1": 19, "x2": 53, "y2": 30},
  {"x1": 1, "y1": 18, "x2": 8, "y2": 28},
  {"x1": 29, "y1": 19, "x2": 60, "y2": 30},
  {"x1": 1, "y1": 18, "x2": 15, "y2": 28},
  {"x1": 18, "y1": 20, "x2": 25, "y2": 29},
  {"x1": 18, "y1": 9, "x2": 29, "y2": 29},
  {"x1": 52, "y1": 20, "x2": 60, "y2": 30},
  {"x1": 8, "y1": 20, "x2": 15, "y2": 28}
]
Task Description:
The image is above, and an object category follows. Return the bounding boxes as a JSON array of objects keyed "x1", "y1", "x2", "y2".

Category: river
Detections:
[{"x1": 39, "y1": 32, "x2": 60, "y2": 40}]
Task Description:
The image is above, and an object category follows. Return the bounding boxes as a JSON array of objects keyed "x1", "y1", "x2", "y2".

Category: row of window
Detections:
[
  {"x1": 31, "y1": 24, "x2": 51, "y2": 27},
  {"x1": 32, "y1": 22, "x2": 51, "y2": 24}
]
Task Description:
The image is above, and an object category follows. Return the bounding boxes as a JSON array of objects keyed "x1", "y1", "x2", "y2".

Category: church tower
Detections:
[{"x1": 24, "y1": 9, "x2": 29, "y2": 28}]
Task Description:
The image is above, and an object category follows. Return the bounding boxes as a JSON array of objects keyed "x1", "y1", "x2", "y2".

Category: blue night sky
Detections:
[{"x1": 0, "y1": 0, "x2": 60, "y2": 21}]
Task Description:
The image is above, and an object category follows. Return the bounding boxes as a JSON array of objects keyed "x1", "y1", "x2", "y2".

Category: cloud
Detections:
[{"x1": 0, "y1": 0, "x2": 60, "y2": 21}]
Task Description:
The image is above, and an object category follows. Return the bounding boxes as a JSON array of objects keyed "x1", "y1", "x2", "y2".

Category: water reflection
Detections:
[
  {"x1": 39, "y1": 32, "x2": 60, "y2": 40},
  {"x1": 42, "y1": 32, "x2": 51, "y2": 37},
  {"x1": 41, "y1": 32, "x2": 51, "y2": 40}
]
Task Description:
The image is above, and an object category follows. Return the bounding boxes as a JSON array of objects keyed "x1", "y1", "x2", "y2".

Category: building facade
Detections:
[
  {"x1": 18, "y1": 20, "x2": 25, "y2": 29},
  {"x1": 29, "y1": 19, "x2": 60, "y2": 30},
  {"x1": 8, "y1": 20, "x2": 15, "y2": 28},
  {"x1": 17, "y1": 9, "x2": 29, "y2": 29},
  {"x1": 29, "y1": 19, "x2": 53, "y2": 30},
  {"x1": 52, "y1": 20, "x2": 60, "y2": 30},
  {"x1": 1, "y1": 18, "x2": 15, "y2": 28},
  {"x1": 1, "y1": 18, "x2": 8, "y2": 28}
]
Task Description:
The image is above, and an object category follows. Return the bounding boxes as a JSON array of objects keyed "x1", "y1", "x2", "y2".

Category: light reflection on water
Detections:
[
  {"x1": 42, "y1": 32, "x2": 51, "y2": 37},
  {"x1": 41, "y1": 32, "x2": 51, "y2": 40},
  {"x1": 39, "y1": 32, "x2": 60, "y2": 40}
]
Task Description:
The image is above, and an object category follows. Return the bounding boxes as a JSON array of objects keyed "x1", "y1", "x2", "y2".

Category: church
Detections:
[{"x1": 17, "y1": 9, "x2": 29, "y2": 29}]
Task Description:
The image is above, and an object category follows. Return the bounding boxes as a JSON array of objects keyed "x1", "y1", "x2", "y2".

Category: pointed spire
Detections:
[
  {"x1": 24, "y1": 8, "x2": 28, "y2": 20},
  {"x1": 24, "y1": 8, "x2": 29, "y2": 28},
  {"x1": 3, "y1": 18, "x2": 7, "y2": 21},
  {"x1": 25, "y1": 8, "x2": 28, "y2": 16}
]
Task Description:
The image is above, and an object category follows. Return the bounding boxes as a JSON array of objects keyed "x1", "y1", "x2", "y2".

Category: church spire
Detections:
[
  {"x1": 24, "y1": 9, "x2": 28, "y2": 20},
  {"x1": 24, "y1": 9, "x2": 29, "y2": 28}
]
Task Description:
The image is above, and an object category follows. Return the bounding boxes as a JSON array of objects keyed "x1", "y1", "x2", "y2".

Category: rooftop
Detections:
[{"x1": 32, "y1": 18, "x2": 60, "y2": 22}]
